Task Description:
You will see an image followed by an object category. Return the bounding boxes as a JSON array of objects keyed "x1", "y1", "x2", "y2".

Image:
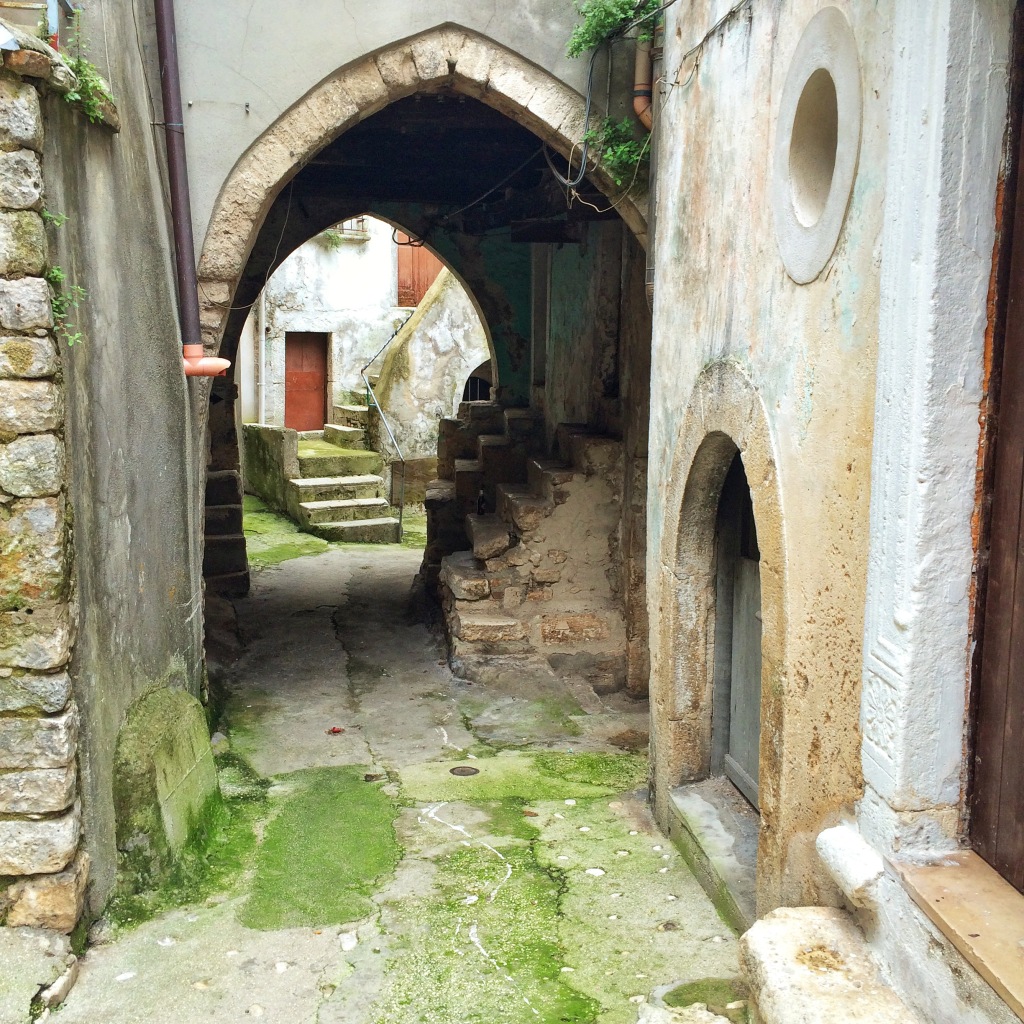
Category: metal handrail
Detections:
[{"x1": 359, "y1": 314, "x2": 413, "y2": 539}]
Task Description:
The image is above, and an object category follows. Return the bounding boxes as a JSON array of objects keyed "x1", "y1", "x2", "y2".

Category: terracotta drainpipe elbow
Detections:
[{"x1": 633, "y1": 37, "x2": 653, "y2": 131}]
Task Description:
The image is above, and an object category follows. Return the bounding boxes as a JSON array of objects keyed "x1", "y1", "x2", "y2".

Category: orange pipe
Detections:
[
  {"x1": 633, "y1": 37, "x2": 653, "y2": 131},
  {"x1": 182, "y1": 344, "x2": 230, "y2": 377}
]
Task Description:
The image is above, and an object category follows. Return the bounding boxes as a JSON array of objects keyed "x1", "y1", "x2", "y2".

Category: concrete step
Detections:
[
  {"x1": 288, "y1": 474, "x2": 386, "y2": 503},
  {"x1": 297, "y1": 440, "x2": 382, "y2": 478},
  {"x1": 297, "y1": 429, "x2": 324, "y2": 440},
  {"x1": 527, "y1": 457, "x2": 576, "y2": 502},
  {"x1": 299, "y1": 497, "x2": 392, "y2": 525},
  {"x1": 465, "y1": 512, "x2": 511, "y2": 560},
  {"x1": 496, "y1": 484, "x2": 553, "y2": 533},
  {"x1": 323, "y1": 423, "x2": 365, "y2": 449},
  {"x1": 334, "y1": 403, "x2": 370, "y2": 428},
  {"x1": 425, "y1": 478, "x2": 456, "y2": 508},
  {"x1": 458, "y1": 400, "x2": 505, "y2": 429},
  {"x1": 560, "y1": 426, "x2": 622, "y2": 477},
  {"x1": 440, "y1": 551, "x2": 492, "y2": 601},
  {"x1": 503, "y1": 407, "x2": 545, "y2": 450},
  {"x1": 309, "y1": 517, "x2": 401, "y2": 543},
  {"x1": 667, "y1": 777, "x2": 759, "y2": 933},
  {"x1": 206, "y1": 469, "x2": 242, "y2": 506},
  {"x1": 740, "y1": 906, "x2": 925, "y2": 1024},
  {"x1": 454, "y1": 458, "x2": 483, "y2": 503},
  {"x1": 451, "y1": 610, "x2": 527, "y2": 643},
  {"x1": 205, "y1": 504, "x2": 243, "y2": 537}
]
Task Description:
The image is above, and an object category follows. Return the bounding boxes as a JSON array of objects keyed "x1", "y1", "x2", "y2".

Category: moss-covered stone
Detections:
[
  {"x1": 241, "y1": 766, "x2": 401, "y2": 930},
  {"x1": 112, "y1": 688, "x2": 220, "y2": 897}
]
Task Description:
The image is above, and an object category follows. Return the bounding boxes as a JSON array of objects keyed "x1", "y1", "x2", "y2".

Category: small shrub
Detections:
[
  {"x1": 567, "y1": 0, "x2": 660, "y2": 57},
  {"x1": 584, "y1": 116, "x2": 650, "y2": 188}
]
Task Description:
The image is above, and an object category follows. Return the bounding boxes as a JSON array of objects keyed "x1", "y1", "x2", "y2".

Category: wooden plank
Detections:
[
  {"x1": 895, "y1": 853, "x2": 1024, "y2": 1021},
  {"x1": 973, "y1": 108, "x2": 1024, "y2": 879}
]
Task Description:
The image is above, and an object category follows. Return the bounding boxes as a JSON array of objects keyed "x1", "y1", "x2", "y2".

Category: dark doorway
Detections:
[
  {"x1": 712, "y1": 454, "x2": 762, "y2": 809},
  {"x1": 971, "y1": 67, "x2": 1024, "y2": 892},
  {"x1": 284, "y1": 332, "x2": 328, "y2": 432}
]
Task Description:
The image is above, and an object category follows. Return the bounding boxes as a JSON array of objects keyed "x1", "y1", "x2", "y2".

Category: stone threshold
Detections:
[
  {"x1": 666, "y1": 776, "x2": 759, "y2": 934},
  {"x1": 893, "y1": 851, "x2": 1024, "y2": 1022}
]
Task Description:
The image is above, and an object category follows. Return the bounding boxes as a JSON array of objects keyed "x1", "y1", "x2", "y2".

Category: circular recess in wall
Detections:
[{"x1": 772, "y1": 7, "x2": 862, "y2": 283}]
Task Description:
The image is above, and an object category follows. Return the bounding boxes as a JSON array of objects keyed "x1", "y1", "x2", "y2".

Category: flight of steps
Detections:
[
  {"x1": 288, "y1": 405, "x2": 400, "y2": 543},
  {"x1": 436, "y1": 419, "x2": 629, "y2": 692},
  {"x1": 422, "y1": 401, "x2": 544, "y2": 588}
]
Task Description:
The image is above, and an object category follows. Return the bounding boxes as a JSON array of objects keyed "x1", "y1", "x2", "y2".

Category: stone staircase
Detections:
[
  {"x1": 287, "y1": 404, "x2": 400, "y2": 543},
  {"x1": 429, "y1": 405, "x2": 629, "y2": 693}
]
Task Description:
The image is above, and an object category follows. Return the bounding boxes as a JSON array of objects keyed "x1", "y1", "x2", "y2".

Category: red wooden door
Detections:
[
  {"x1": 972, "y1": 105, "x2": 1024, "y2": 893},
  {"x1": 396, "y1": 233, "x2": 444, "y2": 306},
  {"x1": 284, "y1": 332, "x2": 327, "y2": 432}
]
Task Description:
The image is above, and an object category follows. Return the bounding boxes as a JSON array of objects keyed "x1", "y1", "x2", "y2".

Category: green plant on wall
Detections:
[
  {"x1": 584, "y1": 116, "x2": 650, "y2": 188},
  {"x1": 56, "y1": 13, "x2": 115, "y2": 123},
  {"x1": 45, "y1": 265, "x2": 87, "y2": 347},
  {"x1": 566, "y1": 0, "x2": 660, "y2": 57},
  {"x1": 314, "y1": 228, "x2": 345, "y2": 251}
]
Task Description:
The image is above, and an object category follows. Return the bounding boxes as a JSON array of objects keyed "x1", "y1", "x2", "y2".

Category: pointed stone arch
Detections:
[
  {"x1": 195, "y1": 25, "x2": 648, "y2": 355},
  {"x1": 649, "y1": 360, "x2": 795, "y2": 913}
]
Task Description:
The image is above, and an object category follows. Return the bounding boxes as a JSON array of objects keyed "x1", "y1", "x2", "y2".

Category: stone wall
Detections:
[{"x1": 0, "y1": 38, "x2": 84, "y2": 934}]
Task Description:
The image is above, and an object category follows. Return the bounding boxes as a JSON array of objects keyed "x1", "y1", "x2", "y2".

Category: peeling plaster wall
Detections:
[
  {"x1": 376, "y1": 268, "x2": 490, "y2": 460},
  {"x1": 238, "y1": 218, "x2": 404, "y2": 424},
  {"x1": 43, "y1": 3, "x2": 205, "y2": 912},
  {"x1": 648, "y1": 0, "x2": 889, "y2": 913}
]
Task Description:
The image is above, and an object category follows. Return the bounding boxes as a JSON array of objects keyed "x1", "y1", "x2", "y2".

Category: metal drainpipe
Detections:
[
  {"x1": 635, "y1": 24, "x2": 664, "y2": 311},
  {"x1": 257, "y1": 288, "x2": 267, "y2": 422},
  {"x1": 153, "y1": 0, "x2": 230, "y2": 378}
]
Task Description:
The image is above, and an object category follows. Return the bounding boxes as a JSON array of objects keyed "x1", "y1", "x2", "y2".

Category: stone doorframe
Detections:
[
  {"x1": 195, "y1": 25, "x2": 649, "y2": 357},
  {"x1": 649, "y1": 360, "x2": 794, "y2": 913}
]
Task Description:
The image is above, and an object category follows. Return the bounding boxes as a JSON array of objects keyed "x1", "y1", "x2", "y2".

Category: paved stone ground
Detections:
[{"x1": 52, "y1": 544, "x2": 741, "y2": 1024}]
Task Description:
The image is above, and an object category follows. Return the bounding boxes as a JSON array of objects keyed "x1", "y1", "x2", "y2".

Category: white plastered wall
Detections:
[{"x1": 849, "y1": 3, "x2": 1018, "y2": 1022}]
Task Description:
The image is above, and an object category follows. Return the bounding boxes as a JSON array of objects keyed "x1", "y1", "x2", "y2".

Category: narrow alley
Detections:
[{"x1": 53, "y1": 543, "x2": 742, "y2": 1024}]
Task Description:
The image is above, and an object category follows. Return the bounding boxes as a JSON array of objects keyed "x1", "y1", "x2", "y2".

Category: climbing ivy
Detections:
[
  {"x1": 55, "y1": 14, "x2": 115, "y2": 123},
  {"x1": 566, "y1": 0, "x2": 660, "y2": 57},
  {"x1": 45, "y1": 265, "x2": 87, "y2": 347},
  {"x1": 583, "y1": 116, "x2": 650, "y2": 188}
]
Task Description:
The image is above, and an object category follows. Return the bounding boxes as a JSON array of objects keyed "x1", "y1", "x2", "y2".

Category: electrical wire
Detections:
[{"x1": 669, "y1": 0, "x2": 753, "y2": 93}]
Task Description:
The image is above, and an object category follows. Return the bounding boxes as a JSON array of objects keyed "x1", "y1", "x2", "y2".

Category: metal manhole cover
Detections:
[{"x1": 449, "y1": 766, "x2": 480, "y2": 777}]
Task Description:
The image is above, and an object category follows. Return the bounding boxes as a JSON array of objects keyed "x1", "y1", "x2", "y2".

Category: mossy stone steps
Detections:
[
  {"x1": 323, "y1": 423, "x2": 365, "y2": 449},
  {"x1": 334, "y1": 404, "x2": 370, "y2": 429},
  {"x1": 287, "y1": 474, "x2": 386, "y2": 504},
  {"x1": 297, "y1": 440, "x2": 382, "y2": 478},
  {"x1": 299, "y1": 497, "x2": 393, "y2": 525},
  {"x1": 310, "y1": 517, "x2": 401, "y2": 543}
]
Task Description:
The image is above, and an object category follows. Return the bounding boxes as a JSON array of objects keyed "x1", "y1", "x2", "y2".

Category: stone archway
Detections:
[
  {"x1": 649, "y1": 360, "x2": 793, "y2": 913},
  {"x1": 195, "y1": 25, "x2": 648, "y2": 358}
]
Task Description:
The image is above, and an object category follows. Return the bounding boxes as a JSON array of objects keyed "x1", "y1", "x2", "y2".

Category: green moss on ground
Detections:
[
  {"x1": 243, "y1": 495, "x2": 331, "y2": 566},
  {"x1": 399, "y1": 508, "x2": 427, "y2": 550},
  {"x1": 107, "y1": 778, "x2": 265, "y2": 930},
  {"x1": 399, "y1": 752, "x2": 639, "y2": 804},
  {"x1": 241, "y1": 766, "x2": 401, "y2": 930},
  {"x1": 373, "y1": 844, "x2": 600, "y2": 1024},
  {"x1": 532, "y1": 752, "x2": 648, "y2": 792},
  {"x1": 663, "y1": 978, "x2": 748, "y2": 1022}
]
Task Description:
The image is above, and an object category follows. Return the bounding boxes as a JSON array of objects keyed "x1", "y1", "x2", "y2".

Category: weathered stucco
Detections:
[
  {"x1": 43, "y1": 1, "x2": 207, "y2": 914},
  {"x1": 376, "y1": 267, "x2": 491, "y2": 460},
  {"x1": 648, "y1": 0, "x2": 887, "y2": 912}
]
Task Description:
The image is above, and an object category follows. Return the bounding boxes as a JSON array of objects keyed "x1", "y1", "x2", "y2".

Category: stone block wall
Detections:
[{"x1": 0, "y1": 50, "x2": 85, "y2": 934}]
